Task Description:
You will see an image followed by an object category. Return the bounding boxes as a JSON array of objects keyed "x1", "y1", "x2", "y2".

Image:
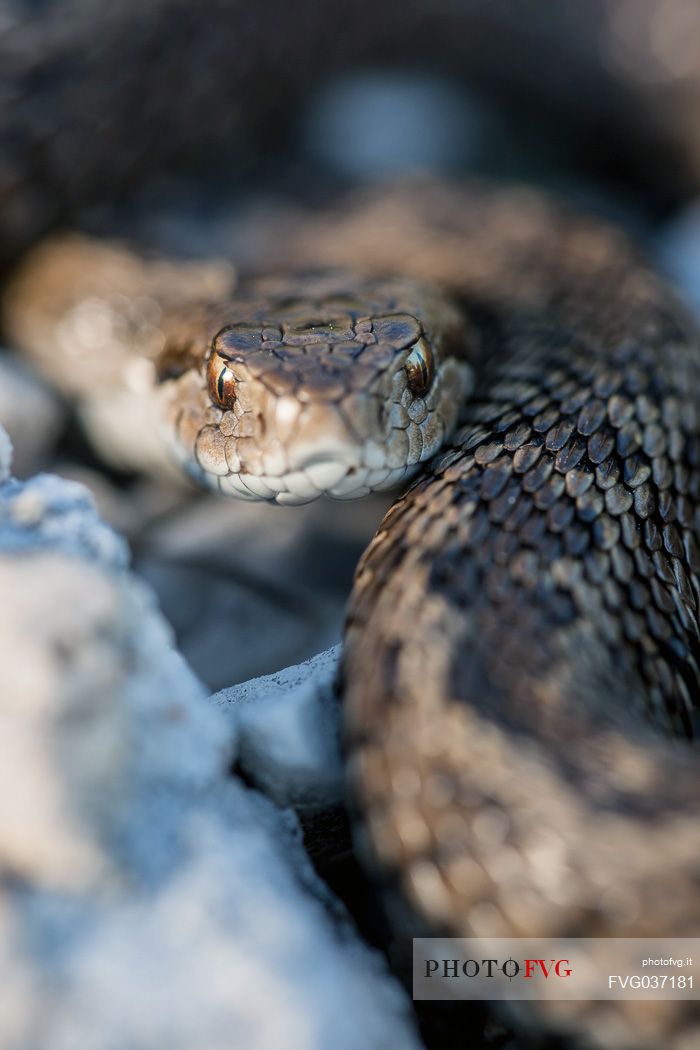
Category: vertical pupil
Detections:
[
  {"x1": 406, "y1": 347, "x2": 429, "y2": 392},
  {"x1": 217, "y1": 367, "x2": 228, "y2": 402}
]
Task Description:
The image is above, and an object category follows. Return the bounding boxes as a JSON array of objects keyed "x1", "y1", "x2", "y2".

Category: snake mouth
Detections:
[
  {"x1": 294, "y1": 455, "x2": 359, "y2": 491},
  {"x1": 215, "y1": 456, "x2": 414, "y2": 505}
]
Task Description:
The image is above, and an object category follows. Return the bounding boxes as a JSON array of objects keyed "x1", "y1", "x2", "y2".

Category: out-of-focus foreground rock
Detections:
[{"x1": 0, "y1": 428, "x2": 421, "y2": 1050}]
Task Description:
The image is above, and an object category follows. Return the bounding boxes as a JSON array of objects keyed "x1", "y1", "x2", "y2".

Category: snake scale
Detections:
[{"x1": 5, "y1": 180, "x2": 700, "y2": 1048}]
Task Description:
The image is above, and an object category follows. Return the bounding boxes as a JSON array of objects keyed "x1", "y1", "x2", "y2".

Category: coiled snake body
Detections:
[{"x1": 6, "y1": 180, "x2": 700, "y2": 1047}]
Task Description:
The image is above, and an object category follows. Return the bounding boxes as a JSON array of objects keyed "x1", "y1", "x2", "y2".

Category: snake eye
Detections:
[
  {"x1": 207, "y1": 351, "x2": 237, "y2": 410},
  {"x1": 404, "y1": 337, "x2": 434, "y2": 396}
]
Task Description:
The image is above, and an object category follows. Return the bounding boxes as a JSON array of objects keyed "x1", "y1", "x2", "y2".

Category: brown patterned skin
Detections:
[
  {"x1": 5, "y1": 181, "x2": 700, "y2": 1046},
  {"x1": 344, "y1": 317, "x2": 700, "y2": 1046},
  {"x1": 161, "y1": 273, "x2": 471, "y2": 504},
  {"x1": 333, "y1": 187, "x2": 700, "y2": 1048}
]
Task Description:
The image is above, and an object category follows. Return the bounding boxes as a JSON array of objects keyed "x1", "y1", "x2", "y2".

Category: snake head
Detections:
[{"x1": 162, "y1": 273, "x2": 473, "y2": 504}]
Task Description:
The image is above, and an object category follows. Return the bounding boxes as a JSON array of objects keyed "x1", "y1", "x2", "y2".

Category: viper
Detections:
[{"x1": 6, "y1": 179, "x2": 700, "y2": 1049}]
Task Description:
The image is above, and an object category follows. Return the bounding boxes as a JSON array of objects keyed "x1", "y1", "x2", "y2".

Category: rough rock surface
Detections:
[
  {"x1": 0, "y1": 428, "x2": 421, "y2": 1050},
  {"x1": 212, "y1": 645, "x2": 343, "y2": 809}
]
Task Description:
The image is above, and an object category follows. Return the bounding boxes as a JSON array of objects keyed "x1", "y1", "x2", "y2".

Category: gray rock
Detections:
[
  {"x1": 0, "y1": 353, "x2": 64, "y2": 478},
  {"x1": 658, "y1": 198, "x2": 700, "y2": 316},
  {"x1": 0, "y1": 467, "x2": 128, "y2": 568},
  {"x1": 132, "y1": 491, "x2": 390, "y2": 691},
  {"x1": 35, "y1": 459, "x2": 388, "y2": 693},
  {"x1": 303, "y1": 71, "x2": 479, "y2": 180},
  {"x1": 0, "y1": 430, "x2": 421, "y2": 1050},
  {"x1": 0, "y1": 425, "x2": 11, "y2": 482},
  {"x1": 212, "y1": 645, "x2": 343, "y2": 810}
]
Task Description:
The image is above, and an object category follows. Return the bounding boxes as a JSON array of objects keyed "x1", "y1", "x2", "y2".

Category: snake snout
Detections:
[
  {"x1": 213, "y1": 397, "x2": 366, "y2": 504},
  {"x1": 284, "y1": 402, "x2": 361, "y2": 482}
]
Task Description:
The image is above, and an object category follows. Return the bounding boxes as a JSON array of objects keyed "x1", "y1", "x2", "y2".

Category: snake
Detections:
[{"x1": 5, "y1": 179, "x2": 700, "y2": 1048}]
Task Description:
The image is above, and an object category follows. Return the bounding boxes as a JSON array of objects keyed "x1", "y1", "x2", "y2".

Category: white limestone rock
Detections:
[
  {"x1": 0, "y1": 469, "x2": 128, "y2": 568},
  {"x1": 0, "y1": 439, "x2": 420, "y2": 1050},
  {"x1": 212, "y1": 645, "x2": 344, "y2": 810}
]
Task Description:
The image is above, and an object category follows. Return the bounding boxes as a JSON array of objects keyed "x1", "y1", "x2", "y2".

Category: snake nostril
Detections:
[{"x1": 256, "y1": 411, "x2": 267, "y2": 439}]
